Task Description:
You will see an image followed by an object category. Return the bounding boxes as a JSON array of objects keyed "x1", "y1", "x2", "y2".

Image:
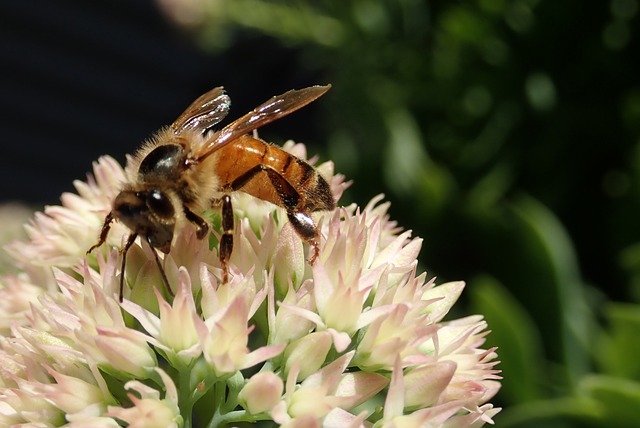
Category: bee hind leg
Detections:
[
  {"x1": 287, "y1": 211, "x2": 321, "y2": 264},
  {"x1": 261, "y1": 168, "x2": 321, "y2": 265},
  {"x1": 229, "y1": 165, "x2": 321, "y2": 265}
]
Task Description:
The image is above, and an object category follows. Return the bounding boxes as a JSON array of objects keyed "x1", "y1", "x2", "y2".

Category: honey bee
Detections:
[{"x1": 88, "y1": 85, "x2": 334, "y2": 301}]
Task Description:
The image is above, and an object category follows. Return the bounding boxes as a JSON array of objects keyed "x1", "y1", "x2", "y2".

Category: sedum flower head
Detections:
[{"x1": 0, "y1": 142, "x2": 500, "y2": 427}]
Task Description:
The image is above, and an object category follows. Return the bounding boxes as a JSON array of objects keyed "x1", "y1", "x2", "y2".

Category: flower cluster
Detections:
[{"x1": 0, "y1": 142, "x2": 500, "y2": 427}]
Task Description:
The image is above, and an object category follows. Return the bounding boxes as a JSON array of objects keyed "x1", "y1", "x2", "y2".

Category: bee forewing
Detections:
[
  {"x1": 170, "y1": 87, "x2": 231, "y2": 134},
  {"x1": 195, "y1": 84, "x2": 331, "y2": 162}
]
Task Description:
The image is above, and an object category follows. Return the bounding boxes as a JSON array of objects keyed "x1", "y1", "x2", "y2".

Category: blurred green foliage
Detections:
[{"x1": 168, "y1": 0, "x2": 640, "y2": 425}]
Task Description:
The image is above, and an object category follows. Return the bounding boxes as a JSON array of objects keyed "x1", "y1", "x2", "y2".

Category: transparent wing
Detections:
[
  {"x1": 170, "y1": 87, "x2": 232, "y2": 134},
  {"x1": 194, "y1": 84, "x2": 331, "y2": 161}
]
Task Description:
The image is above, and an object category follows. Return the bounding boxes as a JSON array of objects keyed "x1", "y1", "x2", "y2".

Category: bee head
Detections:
[{"x1": 113, "y1": 189, "x2": 176, "y2": 253}]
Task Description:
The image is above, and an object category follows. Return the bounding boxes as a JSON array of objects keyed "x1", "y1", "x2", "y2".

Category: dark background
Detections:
[{"x1": 0, "y1": 0, "x2": 327, "y2": 205}]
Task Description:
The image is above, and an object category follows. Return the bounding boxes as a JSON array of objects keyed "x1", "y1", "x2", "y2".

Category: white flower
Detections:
[
  {"x1": 107, "y1": 368, "x2": 181, "y2": 427},
  {"x1": 0, "y1": 144, "x2": 500, "y2": 427}
]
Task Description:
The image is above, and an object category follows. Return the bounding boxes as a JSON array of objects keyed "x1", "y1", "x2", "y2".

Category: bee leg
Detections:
[
  {"x1": 229, "y1": 165, "x2": 269, "y2": 191},
  {"x1": 287, "y1": 211, "x2": 320, "y2": 264},
  {"x1": 219, "y1": 195, "x2": 234, "y2": 283},
  {"x1": 87, "y1": 211, "x2": 114, "y2": 254},
  {"x1": 229, "y1": 165, "x2": 321, "y2": 264},
  {"x1": 184, "y1": 206, "x2": 209, "y2": 239},
  {"x1": 119, "y1": 233, "x2": 137, "y2": 302},
  {"x1": 144, "y1": 236, "x2": 174, "y2": 298},
  {"x1": 261, "y1": 168, "x2": 320, "y2": 264},
  {"x1": 229, "y1": 164, "x2": 301, "y2": 211}
]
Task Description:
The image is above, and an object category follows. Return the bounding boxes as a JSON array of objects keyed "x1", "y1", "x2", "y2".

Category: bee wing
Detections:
[
  {"x1": 170, "y1": 87, "x2": 232, "y2": 134},
  {"x1": 195, "y1": 84, "x2": 331, "y2": 161}
]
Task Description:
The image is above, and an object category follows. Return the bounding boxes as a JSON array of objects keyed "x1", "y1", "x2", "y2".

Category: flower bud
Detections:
[
  {"x1": 284, "y1": 331, "x2": 332, "y2": 380},
  {"x1": 404, "y1": 361, "x2": 456, "y2": 409},
  {"x1": 93, "y1": 327, "x2": 157, "y2": 378},
  {"x1": 108, "y1": 396, "x2": 178, "y2": 428},
  {"x1": 43, "y1": 369, "x2": 108, "y2": 415},
  {"x1": 238, "y1": 372, "x2": 284, "y2": 414}
]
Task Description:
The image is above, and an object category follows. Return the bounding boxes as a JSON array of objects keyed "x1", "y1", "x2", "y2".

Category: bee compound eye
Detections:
[
  {"x1": 147, "y1": 190, "x2": 175, "y2": 219},
  {"x1": 138, "y1": 144, "x2": 183, "y2": 178}
]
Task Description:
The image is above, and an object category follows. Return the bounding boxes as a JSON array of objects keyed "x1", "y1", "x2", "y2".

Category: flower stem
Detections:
[
  {"x1": 210, "y1": 409, "x2": 269, "y2": 427},
  {"x1": 179, "y1": 367, "x2": 195, "y2": 428}
]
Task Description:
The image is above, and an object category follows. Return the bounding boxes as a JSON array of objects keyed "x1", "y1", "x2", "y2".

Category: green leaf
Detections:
[
  {"x1": 496, "y1": 395, "x2": 600, "y2": 428},
  {"x1": 508, "y1": 194, "x2": 594, "y2": 384},
  {"x1": 469, "y1": 275, "x2": 544, "y2": 404},
  {"x1": 579, "y1": 374, "x2": 640, "y2": 428},
  {"x1": 597, "y1": 303, "x2": 640, "y2": 380}
]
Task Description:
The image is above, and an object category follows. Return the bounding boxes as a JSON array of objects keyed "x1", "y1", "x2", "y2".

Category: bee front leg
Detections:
[
  {"x1": 219, "y1": 195, "x2": 234, "y2": 283},
  {"x1": 119, "y1": 233, "x2": 138, "y2": 302},
  {"x1": 144, "y1": 236, "x2": 174, "y2": 299}
]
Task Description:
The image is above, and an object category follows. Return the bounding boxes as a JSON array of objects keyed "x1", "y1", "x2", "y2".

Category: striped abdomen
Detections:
[{"x1": 213, "y1": 135, "x2": 334, "y2": 213}]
